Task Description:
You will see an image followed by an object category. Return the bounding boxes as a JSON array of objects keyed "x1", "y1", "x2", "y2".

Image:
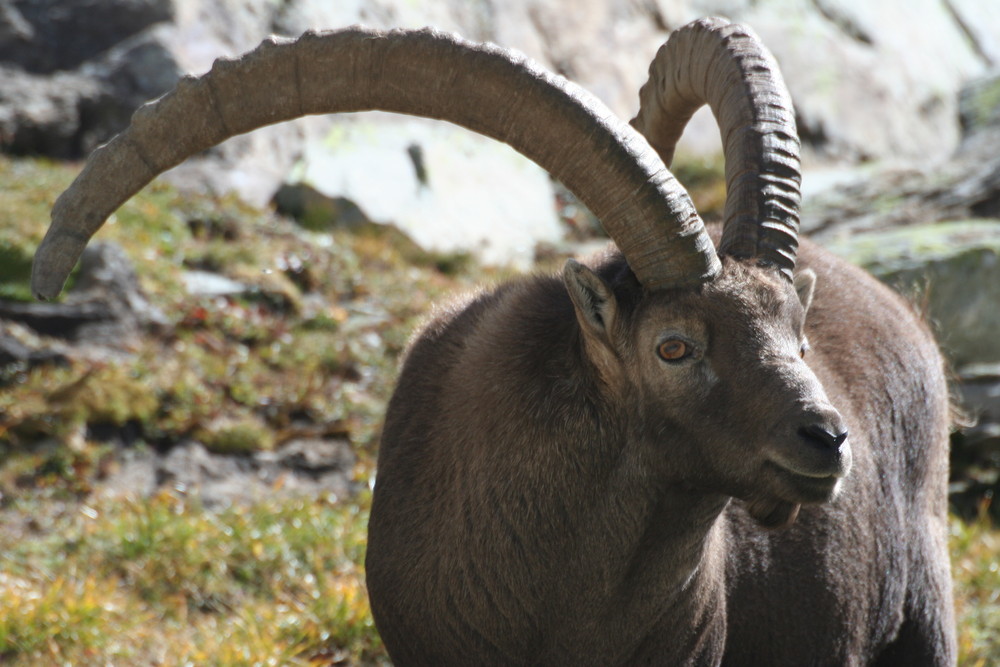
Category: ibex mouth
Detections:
[{"x1": 765, "y1": 460, "x2": 843, "y2": 504}]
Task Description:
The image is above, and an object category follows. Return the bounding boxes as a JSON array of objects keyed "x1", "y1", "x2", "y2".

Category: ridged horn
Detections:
[
  {"x1": 32, "y1": 26, "x2": 721, "y2": 300},
  {"x1": 631, "y1": 17, "x2": 802, "y2": 281}
]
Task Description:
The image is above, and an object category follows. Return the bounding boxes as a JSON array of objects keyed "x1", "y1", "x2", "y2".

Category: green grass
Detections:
[
  {"x1": 1, "y1": 485, "x2": 996, "y2": 665},
  {"x1": 0, "y1": 154, "x2": 472, "y2": 663},
  {"x1": 951, "y1": 508, "x2": 1000, "y2": 666},
  {"x1": 0, "y1": 492, "x2": 384, "y2": 664},
  {"x1": 0, "y1": 156, "x2": 477, "y2": 455}
]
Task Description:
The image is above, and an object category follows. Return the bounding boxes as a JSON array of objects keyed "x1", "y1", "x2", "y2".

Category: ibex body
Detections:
[
  {"x1": 31, "y1": 17, "x2": 955, "y2": 666},
  {"x1": 371, "y1": 233, "x2": 953, "y2": 665}
]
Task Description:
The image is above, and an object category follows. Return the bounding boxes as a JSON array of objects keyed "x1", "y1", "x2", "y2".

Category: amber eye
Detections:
[
  {"x1": 657, "y1": 339, "x2": 689, "y2": 362},
  {"x1": 799, "y1": 341, "x2": 810, "y2": 358}
]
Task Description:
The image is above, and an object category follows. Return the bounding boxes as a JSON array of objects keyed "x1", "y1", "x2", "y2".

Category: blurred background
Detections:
[{"x1": 1, "y1": 0, "x2": 998, "y2": 664}]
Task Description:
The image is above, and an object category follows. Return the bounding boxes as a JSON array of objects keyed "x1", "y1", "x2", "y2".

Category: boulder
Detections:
[
  {"x1": 0, "y1": 22, "x2": 182, "y2": 158},
  {"x1": 0, "y1": 241, "x2": 168, "y2": 344},
  {"x1": 824, "y1": 220, "x2": 1000, "y2": 369},
  {"x1": 0, "y1": 0, "x2": 173, "y2": 74},
  {"x1": 277, "y1": 115, "x2": 563, "y2": 267},
  {"x1": 0, "y1": 66, "x2": 101, "y2": 158}
]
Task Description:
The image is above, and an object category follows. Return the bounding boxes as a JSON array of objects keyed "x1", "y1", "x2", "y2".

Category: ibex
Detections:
[{"x1": 31, "y1": 17, "x2": 955, "y2": 666}]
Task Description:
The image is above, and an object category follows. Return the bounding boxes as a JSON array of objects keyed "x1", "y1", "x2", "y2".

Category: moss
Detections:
[
  {"x1": 825, "y1": 219, "x2": 1000, "y2": 274},
  {"x1": 0, "y1": 154, "x2": 490, "y2": 459},
  {"x1": 962, "y1": 76, "x2": 1000, "y2": 133},
  {"x1": 196, "y1": 414, "x2": 275, "y2": 454},
  {"x1": 0, "y1": 244, "x2": 39, "y2": 302},
  {"x1": 951, "y1": 512, "x2": 1000, "y2": 665}
]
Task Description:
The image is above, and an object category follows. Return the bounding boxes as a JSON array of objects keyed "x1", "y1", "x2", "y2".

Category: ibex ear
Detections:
[
  {"x1": 793, "y1": 268, "x2": 817, "y2": 314},
  {"x1": 563, "y1": 259, "x2": 618, "y2": 343}
]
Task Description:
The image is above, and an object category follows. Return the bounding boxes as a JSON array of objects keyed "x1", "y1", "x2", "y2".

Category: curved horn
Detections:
[
  {"x1": 630, "y1": 17, "x2": 801, "y2": 281},
  {"x1": 32, "y1": 26, "x2": 721, "y2": 299}
]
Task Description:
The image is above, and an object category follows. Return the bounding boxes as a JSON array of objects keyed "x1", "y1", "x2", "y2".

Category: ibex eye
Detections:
[
  {"x1": 657, "y1": 339, "x2": 689, "y2": 362},
  {"x1": 800, "y1": 341, "x2": 811, "y2": 358}
]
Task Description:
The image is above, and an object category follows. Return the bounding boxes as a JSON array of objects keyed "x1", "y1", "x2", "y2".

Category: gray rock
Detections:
[
  {"x1": 0, "y1": 322, "x2": 70, "y2": 371},
  {"x1": 802, "y1": 71, "x2": 1000, "y2": 238},
  {"x1": 0, "y1": 21, "x2": 182, "y2": 157},
  {"x1": 959, "y1": 364, "x2": 1000, "y2": 427},
  {"x1": 94, "y1": 438, "x2": 359, "y2": 507},
  {"x1": 181, "y1": 270, "x2": 248, "y2": 297},
  {"x1": 735, "y1": 0, "x2": 993, "y2": 163},
  {"x1": 824, "y1": 220, "x2": 1000, "y2": 368},
  {"x1": 950, "y1": 364, "x2": 1000, "y2": 515},
  {"x1": 155, "y1": 440, "x2": 253, "y2": 505},
  {"x1": 265, "y1": 437, "x2": 355, "y2": 476},
  {"x1": 0, "y1": 241, "x2": 168, "y2": 343},
  {"x1": 282, "y1": 115, "x2": 563, "y2": 267},
  {"x1": 0, "y1": 0, "x2": 173, "y2": 74},
  {"x1": 69, "y1": 241, "x2": 170, "y2": 343},
  {"x1": 0, "y1": 66, "x2": 102, "y2": 157}
]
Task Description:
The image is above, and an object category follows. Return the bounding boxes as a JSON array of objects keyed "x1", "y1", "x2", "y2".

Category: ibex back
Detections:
[{"x1": 31, "y1": 17, "x2": 955, "y2": 666}]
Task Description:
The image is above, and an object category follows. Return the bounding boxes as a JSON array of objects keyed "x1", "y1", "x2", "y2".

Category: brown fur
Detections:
[{"x1": 366, "y1": 227, "x2": 955, "y2": 665}]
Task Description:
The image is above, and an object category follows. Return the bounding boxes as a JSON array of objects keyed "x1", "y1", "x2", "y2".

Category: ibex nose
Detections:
[{"x1": 800, "y1": 423, "x2": 848, "y2": 450}]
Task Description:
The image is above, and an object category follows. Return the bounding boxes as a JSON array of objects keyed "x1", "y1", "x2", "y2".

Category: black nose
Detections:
[{"x1": 800, "y1": 423, "x2": 848, "y2": 450}]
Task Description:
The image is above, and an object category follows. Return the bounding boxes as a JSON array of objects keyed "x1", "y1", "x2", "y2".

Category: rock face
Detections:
[
  {"x1": 0, "y1": 0, "x2": 180, "y2": 157},
  {"x1": 96, "y1": 438, "x2": 358, "y2": 508},
  {"x1": 803, "y1": 70, "x2": 1000, "y2": 237},
  {"x1": 277, "y1": 115, "x2": 564, "y2": 267},
  {"x1": 729, "y1": 0, "x2": 996, "y2": 162},
  {"x1": 0, "y1": 0, "x2": 172, "y2": 74},
  {"x1": 799, "y1": 69, "x2": 1000, "y2": 378},
  {"x1": 3, "y1": 0, "x2": 1000, "y2": 262}
]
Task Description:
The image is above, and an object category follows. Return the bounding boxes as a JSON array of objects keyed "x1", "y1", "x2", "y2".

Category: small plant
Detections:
[{"x1": 196, "y1": 413, "x2": 275, "y2": 454}]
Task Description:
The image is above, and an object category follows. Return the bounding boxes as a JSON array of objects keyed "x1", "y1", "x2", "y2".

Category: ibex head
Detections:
[
  {"x1": 31, "y1": 18, "x2": 849, "y2": 529},
  {"x1": 566, "y1": 253, "x2": 849, "y2": 527}
]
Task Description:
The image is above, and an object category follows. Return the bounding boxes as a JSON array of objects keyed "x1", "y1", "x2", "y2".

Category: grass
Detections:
[
  {"x1": 0, "y1": 491, "x2": 384, "y2": 664},
  {"x1": 952, "y1": 505, "x2": 1000, "y2": 665},
  {"x1": 1, "y1": 154, "x2": 998, "y2": 664},
  {"x1": 0, "y1": 157, "x2": 473, "y2": 456},
  {"x1": 0, "y1": 154, "x2": 464, "y2": 663},
  {"x1": 1, "y1": 485, "x2": 996, "y2": 665}
]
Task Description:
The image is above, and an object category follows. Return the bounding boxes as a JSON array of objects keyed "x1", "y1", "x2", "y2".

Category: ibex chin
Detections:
[{"x1": 31, "y1": 17, "x2": 955, "y2": 666}]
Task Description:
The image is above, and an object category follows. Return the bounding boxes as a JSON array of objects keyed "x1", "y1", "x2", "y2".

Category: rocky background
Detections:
[{"x1": 2, "y1": 0, "x2": 1000, "y2": 511}]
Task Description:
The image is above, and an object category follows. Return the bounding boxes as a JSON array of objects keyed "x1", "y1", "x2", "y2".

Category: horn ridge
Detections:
[{"x1": 631, "y1": 16, "x2": 802, "y2": 280}]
